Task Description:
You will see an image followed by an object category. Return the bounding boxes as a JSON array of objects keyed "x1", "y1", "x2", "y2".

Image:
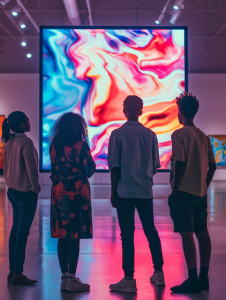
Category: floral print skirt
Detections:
[{"x1": 51, "y1": 176, "x2": 93, "y2": 239}]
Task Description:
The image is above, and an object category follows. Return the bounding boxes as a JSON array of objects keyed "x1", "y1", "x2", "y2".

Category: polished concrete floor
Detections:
[{"x1": 0, "y1": 182, "x2": 226, "y2": 300}]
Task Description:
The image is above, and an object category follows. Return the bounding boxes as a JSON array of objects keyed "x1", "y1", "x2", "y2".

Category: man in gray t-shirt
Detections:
[
  {"x1": 107, "y1": 95, "x2": 164, "y2": 293},
  {"x1": 169, "y1": 92, "x2": 216, "y2": 294}
]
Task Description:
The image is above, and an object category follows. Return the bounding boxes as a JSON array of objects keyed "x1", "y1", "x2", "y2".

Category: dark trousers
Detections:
[
  {"x1": 7, "y1": 188, "x2": 38, "y2": 273},
  {"x1": 57, "y1": 239, "x2": 80, "y2": 274},
  {"x1": 116, "y1": 197, "x2": 164, "y2": 277}
]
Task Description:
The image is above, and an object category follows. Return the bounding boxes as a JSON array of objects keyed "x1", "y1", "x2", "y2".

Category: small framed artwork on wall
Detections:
[
  {"x1": 209, "y1": 135, "x2": 226, "y2": 168},
  {"x1": 0, "y1": 115, "x2": 5, "y2": 175}
]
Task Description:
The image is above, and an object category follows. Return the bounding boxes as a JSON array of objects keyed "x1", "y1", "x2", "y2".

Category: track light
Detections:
[
  {"x1": 26, "y1": 52, "x2": 32, "y2": 58},
  {"x1": 155, "y1": 0, "x2": 171, "y2": 25},
  {"x1": 155, "y1": 13, "x2": 165, "y2": 25},
  {"x1": 0, "y1": 0, "x2": 11, "y2": 5},
  {"x1": 19, "y1": 17, "x2": 27, "y2": 29},
  {"x1": 11, "y1": 5, "x2": 21, "y2": 16},
  {"x1": 169, "y1": 9, "x2": 181, "y2": 24},
  {"x1": 21, "y1": 37, "x2": 27, "y2": 47},
  {"x1": 170, "y1": 0, "x2": 184, "y2": 24},
  {"x1": 173, "y1": 0, "x2": 184, "y2": 11}
]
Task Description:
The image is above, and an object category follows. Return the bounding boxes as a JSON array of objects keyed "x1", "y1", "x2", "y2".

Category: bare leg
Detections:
[
  {"x1": 179, "y1": 232, "x2": 197, "y2": 268},
  {"x1": 171, "y1": 232, "x2": 201, "y2": 293},
  {"x1": 195, "y1": 231, "x2": 211, "y2": 267},
  {"x1": 195, "y1": 231, "x2": 211, "y2": 290}
]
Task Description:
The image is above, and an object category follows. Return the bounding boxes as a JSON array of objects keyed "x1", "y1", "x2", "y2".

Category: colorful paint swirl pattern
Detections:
[{"x1": 42, "y1": 28, "x2": 185, "y2": 170}]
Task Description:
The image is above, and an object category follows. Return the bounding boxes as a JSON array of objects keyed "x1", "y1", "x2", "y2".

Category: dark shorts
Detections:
[{"x1": 168, "y1": 191, "x2": 208, "y2": 233}]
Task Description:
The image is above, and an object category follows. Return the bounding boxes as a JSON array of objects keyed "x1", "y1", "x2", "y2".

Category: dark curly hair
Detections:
[
  {"x1": 123, "y1": 95, "x2": 143, "y2": 113},
  {"x1": 49, "y1": 112, "x2": 89, "y2": 156},
  {"x1": 176, "y1": 92, "x2": 199, "y2": 118}
]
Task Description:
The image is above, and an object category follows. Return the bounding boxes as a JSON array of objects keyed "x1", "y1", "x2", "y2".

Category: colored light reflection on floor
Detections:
[{"x1": 0, "y1": 183, "x2": 226, "y2": 299}]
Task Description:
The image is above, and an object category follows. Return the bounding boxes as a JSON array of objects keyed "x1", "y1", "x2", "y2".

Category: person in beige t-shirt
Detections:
[
  {"x1": 2, "y1": 111, "x2": 40, "y2": 285},
  {"x1": 169, "y1": 92, "x2": 216, "y2": 294}
]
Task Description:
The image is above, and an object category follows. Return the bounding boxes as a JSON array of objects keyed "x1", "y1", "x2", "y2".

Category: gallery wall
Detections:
[{"x1": 0, "y1": 73, "x2": 226, "y2": 184}]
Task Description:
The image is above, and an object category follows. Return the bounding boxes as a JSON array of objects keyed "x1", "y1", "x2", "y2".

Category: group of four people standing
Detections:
[{"x1": 2, "y1": 92, "x2": 216, "y2": 294}]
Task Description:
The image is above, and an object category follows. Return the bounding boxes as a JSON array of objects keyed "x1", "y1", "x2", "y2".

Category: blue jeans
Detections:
[{"x1": 7, "y1": 188, "x2": 38, "y2": 273}]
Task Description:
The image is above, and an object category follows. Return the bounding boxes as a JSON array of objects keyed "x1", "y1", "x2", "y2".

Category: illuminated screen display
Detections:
[{"x1": 40, "y1": 27, "x2": 187, "y2": 172}]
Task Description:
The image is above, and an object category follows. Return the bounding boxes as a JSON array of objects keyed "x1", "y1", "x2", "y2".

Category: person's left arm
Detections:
[
  {"x1": 170, "y1": 132, "x2": 185, "y2": 196},
  {"x1": 152, "y1": 134, "x2": 161, "y2": 175},
  {"x1": 171, "y1": 161, "x2": 185, "y2": 195},
  {"x1": 107, "y1": 131, "x2": 121, "y2": 208},
  {"x1": 110, "y1": 167, "x2": 121, "y2": 208},
  {"x1": 23, "y1": 139, "x2": 41, "y2": 193},
  {"x1": 50, "y1": 143, "x2": 57, "y2": 184},
  {"x1": 206, "y1": 137, "x2": 217, "y2": 188},
  {"x1": 82, "y1": 142, "x2": 96, "y2": 178}
]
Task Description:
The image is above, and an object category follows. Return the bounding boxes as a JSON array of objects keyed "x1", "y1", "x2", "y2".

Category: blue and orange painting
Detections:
[{"x1": 209, "y1": 135, "x2": 226, "y2": 167}]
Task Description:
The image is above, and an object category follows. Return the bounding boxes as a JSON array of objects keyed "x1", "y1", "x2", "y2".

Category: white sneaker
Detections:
[
  {"x1": 150, "y1": 271, "x2": 165, "y2": 286},
  {"x1": 61, "y1": 277, "x2": 68, "y2": 290},
  {"x1": 110, "y1": 277, "x2": 137, "y2": 293},
  {"x1": 66, "y1": 277, "x2": 90, "y2": 292}
]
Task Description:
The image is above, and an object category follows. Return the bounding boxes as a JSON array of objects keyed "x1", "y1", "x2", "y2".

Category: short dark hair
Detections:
[
  {"x1": 176, "y1": 92, "x2": 199, "y2": 118},
  {"x1": 123, "y1": 95, "x2": 143, "y2": 113}
]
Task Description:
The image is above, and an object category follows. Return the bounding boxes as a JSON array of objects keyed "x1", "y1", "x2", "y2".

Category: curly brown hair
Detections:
[{"x1": 49, "y1": 112, "x2": 89, "y2": 156}]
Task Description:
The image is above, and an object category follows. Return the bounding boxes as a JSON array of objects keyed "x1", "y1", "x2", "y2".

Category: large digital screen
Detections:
[{"x1": 40, "y1": 27, "x2": 187, "y2": 172}]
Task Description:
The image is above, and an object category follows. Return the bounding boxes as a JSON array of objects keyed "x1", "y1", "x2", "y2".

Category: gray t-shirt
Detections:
[{"x1": 107, "y1": 121, "x2": 160, "y2": 199}]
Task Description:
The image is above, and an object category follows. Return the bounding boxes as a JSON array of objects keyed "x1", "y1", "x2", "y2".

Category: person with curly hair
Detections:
[
  {"x1": 169, "y1": 92, "x2": 216, "y2": 293},
  {"x1": 107, "y1": 95, "x2": 164, "y2": 293},
  {"x1": 49, "y1": 112, "x2": 95, "y2": 292}
]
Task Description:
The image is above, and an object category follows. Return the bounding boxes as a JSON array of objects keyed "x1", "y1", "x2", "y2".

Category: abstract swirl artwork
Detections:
[{"x1": 40, "y1": 27, "x2": 187, "y2": 171}]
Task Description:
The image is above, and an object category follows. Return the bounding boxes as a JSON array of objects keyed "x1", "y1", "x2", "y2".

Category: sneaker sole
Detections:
[
  {"x1": 66, "y1": 288, "x2": 90, "y2": 292},
  {"x1": 171, "y1": 289, "x2": 202, "y2": 293},
  {"x1": 61, "y1": 284, "x2": 67, "y2": 291},
  {"x1": 110, "y1": 287, "x2": 137, "y2": 293},
  {"x1": 150, "y1": 279, "x2": 165, "y2": 286},
  {"x1": 12, "y1": 282, "x2": 37, "y2": 285}
]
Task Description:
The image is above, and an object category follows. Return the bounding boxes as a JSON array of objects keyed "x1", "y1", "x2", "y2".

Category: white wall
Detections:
[
  {"x1": 0, "y1": 74, "x2": 39, "y2": 151},
  {"x1": 0, "y1": 73, "x2": 226, "y2": 184}
]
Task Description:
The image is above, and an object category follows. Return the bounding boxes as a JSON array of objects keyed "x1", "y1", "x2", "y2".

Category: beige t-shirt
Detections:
[
  {"x1": 171, "y1": 126, "x2": 215, "y2": 197},
  {"x1": 3, "y1": 133, "x2": 41, "y2": 193}
]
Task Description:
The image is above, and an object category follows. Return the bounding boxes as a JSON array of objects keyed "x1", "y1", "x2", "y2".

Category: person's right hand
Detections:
[{"x1": 110, "y1": 192, "x2": 117, "y2": 208}]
